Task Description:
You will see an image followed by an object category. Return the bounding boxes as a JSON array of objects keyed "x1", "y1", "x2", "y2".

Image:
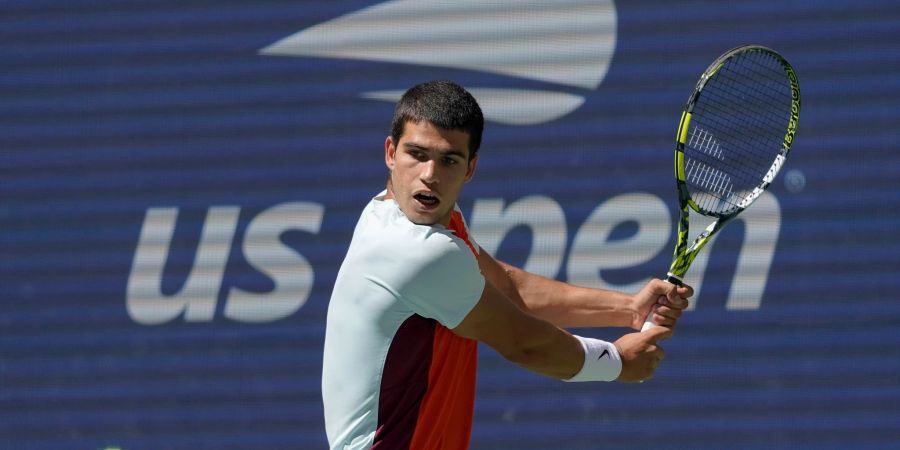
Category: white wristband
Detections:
[{"x1": 564, "y1": 335, "x2": 622, "y2": 382}]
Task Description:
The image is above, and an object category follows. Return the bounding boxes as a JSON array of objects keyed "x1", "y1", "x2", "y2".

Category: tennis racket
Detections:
[{"x1": 642, "y1": 45, "x2": 800, "y2": 331}]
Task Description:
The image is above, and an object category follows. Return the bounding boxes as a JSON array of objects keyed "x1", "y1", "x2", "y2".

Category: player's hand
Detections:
[
  {"x1": 614, "y1": 326, "x2": 672, "y2": 383},
  {"x1": 631, "y1": 279, "x2": 693, "y2": 330}
]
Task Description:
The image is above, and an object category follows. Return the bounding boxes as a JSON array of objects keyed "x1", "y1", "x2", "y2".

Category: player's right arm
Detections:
[
  {"x1": 451, "y1": 279, "x2": 672, "y2": 382},
  {"x1": 477, "y1": 249, "x2": 691, "y2": 330}
]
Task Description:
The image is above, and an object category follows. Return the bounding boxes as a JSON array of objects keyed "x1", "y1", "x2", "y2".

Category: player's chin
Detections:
[
  {"x1": 408, "y1": 203, "x2": 449, "y2": 225},
  {"x1": 405, "y1": 208, "x2": 443, "y2": 226},
  {"x1": 408, "y1": 216, "x2": 439, "y2": 226}
]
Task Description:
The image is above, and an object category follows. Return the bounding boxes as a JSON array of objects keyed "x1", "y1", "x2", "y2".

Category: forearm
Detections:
[
  {"x1": 495, "y1": 260, "x2": 636, "y2": 328},
  {"x1": 452, "y1": 278, "x2": 585, "y2": 379},
  {"x1": 498, "y1": 318, "x2": 585, "y2": 379},
  {"x1": 502, "y1": 321, "x2": 623, "y2": 382},
  {"x1": 481, "y1": 299, "x2": 622, "y2": 381}
]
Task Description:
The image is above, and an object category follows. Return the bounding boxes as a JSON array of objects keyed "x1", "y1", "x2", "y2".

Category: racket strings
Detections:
[{"x1": 684, "y1": 50, "x2": 792, "y2": 214}]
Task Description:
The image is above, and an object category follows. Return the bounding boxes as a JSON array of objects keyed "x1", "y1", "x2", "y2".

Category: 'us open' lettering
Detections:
[
  {"x1": 126, "y1": 203, "x2": 324, "y2": 324},
  {"x1": 127, "y1": 192, "x2": 779, "y2": 324}
]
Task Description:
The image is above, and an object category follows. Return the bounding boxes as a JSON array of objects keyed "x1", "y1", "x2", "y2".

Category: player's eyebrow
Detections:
[{"x1": 403, "y1": 143, "x2": 468, "y2": 160}]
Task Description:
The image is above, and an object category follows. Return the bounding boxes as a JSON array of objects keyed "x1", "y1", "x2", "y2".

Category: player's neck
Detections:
[{"x1": 384, "y1": 178, "x2": 395, "y2": 200}]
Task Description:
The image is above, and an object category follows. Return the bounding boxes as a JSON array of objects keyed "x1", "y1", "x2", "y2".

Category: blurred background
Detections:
[{"x1": 2, "y1": 1, "x2": 898, "y2": 449}]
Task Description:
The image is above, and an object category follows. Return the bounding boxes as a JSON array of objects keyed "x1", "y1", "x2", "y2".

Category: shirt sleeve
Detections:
[{"x1": 384, "y1": 231, "x2": 485, "y2": 329}]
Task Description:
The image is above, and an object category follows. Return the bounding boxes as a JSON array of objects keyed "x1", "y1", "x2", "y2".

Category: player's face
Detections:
[{"x1": 385, "y1": 120, "x2": 478, "y2": 226}]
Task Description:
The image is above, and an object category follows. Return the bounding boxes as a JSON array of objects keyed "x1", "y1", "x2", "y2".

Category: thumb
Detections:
[{"x1": 643, "y1": 324, "x2": 673, "y2": 342}]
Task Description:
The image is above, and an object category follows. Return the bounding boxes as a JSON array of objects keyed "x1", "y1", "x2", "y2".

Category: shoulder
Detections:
[
  {"x1": 363, "y1": 195, "x2": 473, "y2": 265},
  {"x1": 343, "y1": 193, "x2": 485, "y2": 327}
]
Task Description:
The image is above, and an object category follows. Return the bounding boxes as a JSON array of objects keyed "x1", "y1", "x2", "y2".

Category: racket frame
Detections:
[{"x1": 666, "y1": 45, "x2": 800, "y2": 286}]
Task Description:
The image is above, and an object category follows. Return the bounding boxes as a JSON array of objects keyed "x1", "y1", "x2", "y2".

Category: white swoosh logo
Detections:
[{"x1": 260, "y1": 0, "x2": 617, "y2": 125}]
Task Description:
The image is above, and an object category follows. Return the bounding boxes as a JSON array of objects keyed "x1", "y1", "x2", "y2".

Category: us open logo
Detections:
[{"x1": 259, "y1": 0, "x2": 618, "y2": 125}]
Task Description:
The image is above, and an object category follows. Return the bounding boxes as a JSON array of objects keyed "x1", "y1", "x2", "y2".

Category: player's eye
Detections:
[{"x1": 408, "y1": 150, "x2": 427, "y2": 161}]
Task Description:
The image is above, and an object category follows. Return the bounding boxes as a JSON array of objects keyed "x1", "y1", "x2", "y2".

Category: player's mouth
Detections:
[{"x1": 413, "y1": 191, "x2": 440, "y2": 210}]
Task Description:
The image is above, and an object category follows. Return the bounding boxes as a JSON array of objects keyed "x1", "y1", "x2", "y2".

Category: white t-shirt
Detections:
[{"x1": 322, "y1": 191, "x2": 485, "y2": 449}]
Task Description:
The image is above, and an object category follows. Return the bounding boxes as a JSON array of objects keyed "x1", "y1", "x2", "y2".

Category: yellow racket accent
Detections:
[{"x1": 677, "y1": 111, "x2": 692, "y2": 144}]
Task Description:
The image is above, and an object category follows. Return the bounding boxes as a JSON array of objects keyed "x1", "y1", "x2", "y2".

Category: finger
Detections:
[
  {"x1": 649, "y1": 311, "x2": 672, "y2": 328},
  {"x1": 660, "y1": 301, "x2": 684, "y2": 315},
  {"x1": 655, "y1": 305, "x2": 683, "y2": 320},
  {"x1": 653, "y1": 316, "x2": 675, "y2": 328},
  {"x1": 643, "y1": 324, "x2": 674, "y2": 341},
  {"x1": 648, "y1": 307, "x2": 664, "y2": 321},
  {"x1": 661, "y1": 292, "x2": 689, "y2": 311},
  {"x1": 651, "y1": 297, "x2": 685, "y2": 315},
  {"x1": 648, "y1": 348, "x2": 664, "y2": 371},
  {"x1": 678, "y1": 284, "x2": 695, "y2": 298},
  {"x1": 665, "y1": 287, "x2": 682, "y2": 303},
  {"x1": 652, "y1": 278, "x2": 672, "y2": 296}
]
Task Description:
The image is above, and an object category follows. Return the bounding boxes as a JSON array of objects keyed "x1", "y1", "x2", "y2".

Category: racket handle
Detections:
[
  {"x1": 637, "y1": 274, "x2": 686, "y2": 382},
  {"x1": 640, "y1": 274, "x2": 684, "y2": 331}
]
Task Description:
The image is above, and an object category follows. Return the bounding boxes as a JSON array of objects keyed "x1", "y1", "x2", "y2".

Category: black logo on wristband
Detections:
[{"x1": 598, "y1": 349, "x2": 610, "y2": 359}]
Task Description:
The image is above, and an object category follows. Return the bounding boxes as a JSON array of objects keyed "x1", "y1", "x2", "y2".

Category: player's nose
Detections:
[{"x1": 420, "y1": 160, "x2": 439, "y2": 184}]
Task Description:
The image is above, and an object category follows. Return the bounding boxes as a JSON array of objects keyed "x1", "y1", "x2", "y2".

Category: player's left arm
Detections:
[{"x1": 476, "y1": 250, "x2": 692, "y2": 330}]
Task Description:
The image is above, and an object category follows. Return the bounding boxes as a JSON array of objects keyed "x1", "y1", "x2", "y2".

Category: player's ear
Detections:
[
  {"x1": 465, "y1": 154, "x2": 478, "y2": 182},
  {"x1": 384, "y1": 136, "x2": 396, "y2": 170}
]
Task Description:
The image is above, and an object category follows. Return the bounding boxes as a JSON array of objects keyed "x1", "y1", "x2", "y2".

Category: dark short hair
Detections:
[{"x1": 390, "y1": 80, "x2": 484, "y2": 159}]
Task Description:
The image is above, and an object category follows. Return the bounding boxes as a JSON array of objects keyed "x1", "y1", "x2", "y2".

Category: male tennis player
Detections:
[{"x1": 322, "y1": 80, "x2": 693, "y2": 450}]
